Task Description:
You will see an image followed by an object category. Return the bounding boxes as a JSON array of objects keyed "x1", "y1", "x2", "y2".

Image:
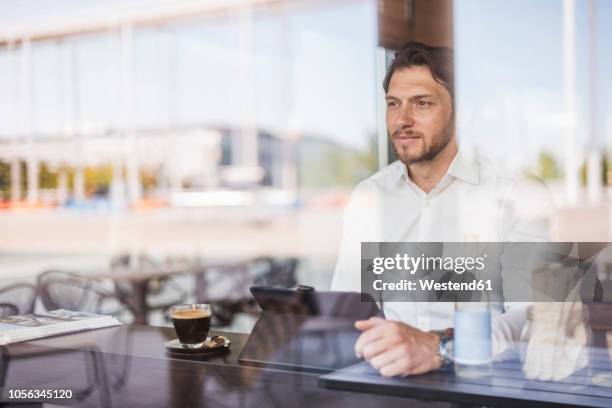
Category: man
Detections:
[{"x1": 331, "y1": 42, "x2": 551, "y2": 377}]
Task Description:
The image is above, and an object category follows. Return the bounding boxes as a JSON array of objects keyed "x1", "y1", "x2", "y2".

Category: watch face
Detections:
[
  {"x1": 436, "y1": 329, "x2": 454, "y2": 365},
  {"x1": 441, "y1": 339, "x2": 454, "y2": 357}
]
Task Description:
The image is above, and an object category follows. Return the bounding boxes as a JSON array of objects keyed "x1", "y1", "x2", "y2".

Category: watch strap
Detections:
[{"x1": 432, "y1": 328, "x2": 454, "y2": 367}]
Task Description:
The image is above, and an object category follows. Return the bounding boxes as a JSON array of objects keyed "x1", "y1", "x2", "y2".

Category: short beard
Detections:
[{"x1": 390, "y1": 117, "x2": 454, "y2": 166}]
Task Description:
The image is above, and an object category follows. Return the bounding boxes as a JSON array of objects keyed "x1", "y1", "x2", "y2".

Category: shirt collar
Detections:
[
  {"x1": 395, "y1": 146, "x2": 480, "y2": 185},
  {"x1": 447, "y1": 146, "x2": 479, "y2": 185}
]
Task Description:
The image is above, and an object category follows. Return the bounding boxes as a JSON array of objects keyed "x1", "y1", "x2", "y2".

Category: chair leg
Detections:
[
  {"x1": 73, "y1": 350, "x2": 97, "y2": 401},
  {"x1": 111, "y1": 327, "x2": 133, "y2": 390},
  {"x1": 0, "y1": 348, "x2": 9, "y2": 388},
  {"x1": 88, "y1": 350, "x2": 113, "y2": 408},
  {"x1": 0, "y1": 351, "x2": 42, "y2": 407}
]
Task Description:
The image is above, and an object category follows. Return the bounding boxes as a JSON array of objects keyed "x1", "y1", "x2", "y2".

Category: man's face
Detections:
[{"x1": 386, "y1": 66, "x2": 454, "y2": 165}]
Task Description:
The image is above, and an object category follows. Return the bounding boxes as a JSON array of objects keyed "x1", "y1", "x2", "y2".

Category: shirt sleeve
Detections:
[
  {"x1": 331, "y1": 186, "x2": 367, "y2": 293},
  {"x1": 331, "y1": 182, "x2": 383, "y2": 292}
]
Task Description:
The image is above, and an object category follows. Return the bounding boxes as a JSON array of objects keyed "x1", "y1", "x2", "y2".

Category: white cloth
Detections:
[{"x1": 331, "y1": 147, "x2": 552, "y2": 355}]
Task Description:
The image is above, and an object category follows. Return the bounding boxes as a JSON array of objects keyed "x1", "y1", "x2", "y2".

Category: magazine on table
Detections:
[{"x1": 0, "y1": 309, "x2": 122, "y2": 345}]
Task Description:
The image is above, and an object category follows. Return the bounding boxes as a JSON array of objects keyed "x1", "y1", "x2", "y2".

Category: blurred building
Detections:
[{"x1": 0, "y1": 0, "x2": 309, "y2": 207}]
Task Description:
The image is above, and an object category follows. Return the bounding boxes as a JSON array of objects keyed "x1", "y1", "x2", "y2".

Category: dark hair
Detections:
[{"x1": 383, "y1": 41, "x2": 454, "y2": 100}]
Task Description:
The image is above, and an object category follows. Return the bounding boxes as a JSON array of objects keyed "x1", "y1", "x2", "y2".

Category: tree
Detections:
[{"x1": 536, "y1": 152, "x2": 562, "y2": 180}]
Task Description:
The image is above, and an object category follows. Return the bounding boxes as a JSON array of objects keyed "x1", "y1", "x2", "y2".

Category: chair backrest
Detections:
[
  {"x1": 37, "y1": 270, "x2": 111, "y2": 314},
  {"x1": 194, "y1": 257, "x2": 300, "y2": 305},
  {"x1": 0, "y1": 303, "x2": 19, "y2": 318},
  {"x1": 0, "y1": 282, "x2": 37, "y2": 317},
  {"x1": 254, "y1": 257, "x2": 299, "y2": 288}
]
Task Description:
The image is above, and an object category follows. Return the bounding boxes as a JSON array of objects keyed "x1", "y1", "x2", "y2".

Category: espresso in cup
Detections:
[{"x1": 170, "y1": 304, "x2": 212, "y2": 347}]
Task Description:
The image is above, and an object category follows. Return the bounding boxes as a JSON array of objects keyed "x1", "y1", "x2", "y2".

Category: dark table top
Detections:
[
  {"x1": 320, "y1": 356, "x2": 612, "y2": 408},
  {"x1": 2, "y1": 324, "x2": 612, "y2": 408},
  {"x1": 0, "y1": 324, "x2": 438, "y2": 408}
]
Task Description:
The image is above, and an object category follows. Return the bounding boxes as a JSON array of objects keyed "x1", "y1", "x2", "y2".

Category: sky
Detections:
[
  {"x1": 455, "y1": 0, "x2": 612, "y2": 168},
  {"x1": 0, "y1": 0, "x2": 611, "y2": 169},
  {"x1": 0, "y1": 0, "x2": 378, "y2": 151}
]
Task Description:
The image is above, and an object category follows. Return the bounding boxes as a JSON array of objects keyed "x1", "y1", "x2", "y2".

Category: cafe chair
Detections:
[
  {"x1": 1, "y1": 275, "x2": 117, "y2": 407},
  {"x1": 0, "y1": 342, "x2": 114, "y2": 408},
  {"x1": 235, "y1": 256, "x2": 300, "y2": 316},
  {"x1": 34, "y1": 271, "x2": 133, "y2": 406},
  {"x1": 194, "y1": 261, "x2": 253, "y2": 327},
  {"x1": 110, "y1": 253, "x2": 189, "y2": 321},
  {"x1": 253, "y1": 257, "x2": 299, "y2": 288},
  {"x1": 0, "y1": 282, "x2": 37, "y2": 318},
  {"x1": 195, "y1": 257, "x2": 299, "y2": 327},
  {"x1": 36, "y1": 270, "x2": 128, "y2": 320},
  {"x1": 0, "y1": 303, "x2": 18, "y2": 318}
]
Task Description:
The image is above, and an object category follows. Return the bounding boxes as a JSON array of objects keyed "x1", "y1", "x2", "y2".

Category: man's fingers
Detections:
[
  {"x1": 354, "y1": 320, "x2": 439, "y2": 377},
  {"x1": 361, "y1": 334, "x2": 402, "y2": 361},
  {"x1": 368, "y1": 343, "x2": 404, "y2": 369},
  {"x1": 354, "y1": 321, "x2": 392, "y2": 357},
  {"x1": 355, "y1": 317, "x2": 386, "y2": 331},
  {"x1": 371, "y1": 344, "x2": 431, "y2": 377},
  {"x1": 378, "y1": 349, "x2": 411, "y2": 378}
]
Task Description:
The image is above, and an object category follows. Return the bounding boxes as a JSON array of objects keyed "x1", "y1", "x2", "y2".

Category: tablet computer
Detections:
[{"x1": 239, "y1": 287, "x2": 381, "y2": 373}]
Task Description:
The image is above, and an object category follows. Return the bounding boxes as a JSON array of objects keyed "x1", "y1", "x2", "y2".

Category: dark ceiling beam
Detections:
[{"x1": 378, "y1": 0, "x2": 453, "y2": 50}]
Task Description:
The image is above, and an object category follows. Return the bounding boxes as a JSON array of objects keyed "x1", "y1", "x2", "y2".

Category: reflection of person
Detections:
[
  {"x1": 521, "y1": 243, "x2": 606, "y2": 381},
  {"x1": 523, "y1": 301, "x2": 588, "y2": 381},
  {"x1": 331, "y1": 42, "x2": 551, "y2": 377}
]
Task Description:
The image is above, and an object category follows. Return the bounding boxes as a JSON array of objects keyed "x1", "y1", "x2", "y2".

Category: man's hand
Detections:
[{"x1": 354, "y1": 317, "x2": 441, "y2": 377}]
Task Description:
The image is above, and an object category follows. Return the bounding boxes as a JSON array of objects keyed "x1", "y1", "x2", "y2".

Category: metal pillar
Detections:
[
  {"x1": 57, "y1": 169, "x2": 68, "y2": 204},
  {"x1": 108, "y1": 29, "x2": 126, "y2": 208},
  {"x1": 20, "y1": 38, "x2": 39, "y2": 204},
  {"x1": 110, "y1": 160, "x2": 126, "y2": 208},
  {"x1": 8, "y1": 41, "x2": 21, "y2": 202},
  {"x1": 280, "y1": 3, "x2": 298, "y2": 192},
  {"x1": 563, "y1": 0, "x2": 579, "y2": 206},
  {"x1": 74, "y1": 166, "x2": 85, "y2": 201},
  {"x1": 69, "y1": 39, "x2": 86, "y2": 203},
  {"x1": 162, "y1": 28, "x2": 178, "y2": 198},
  {"x1": 10, "y1": 159, "x2": 21, "y2": 202},
  {"x1": 236, "y1": 5, "x2": 258, "y2": 170},
  {"x1": 586, "y1": 0, "x2": 601, "y2": 204},
  {"x1": 120, "y1": 23, "x2": 142, "y2": 203}
]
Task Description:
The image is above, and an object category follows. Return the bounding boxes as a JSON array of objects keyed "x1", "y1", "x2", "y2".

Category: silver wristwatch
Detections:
[{"x1": 432, "y1": 328, "x2": 454, "y2": 367}]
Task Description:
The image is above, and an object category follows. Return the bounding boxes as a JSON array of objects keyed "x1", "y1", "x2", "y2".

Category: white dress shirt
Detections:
[{"x1": 331, "y1": 146, "x2": 552, "y2": 355}]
